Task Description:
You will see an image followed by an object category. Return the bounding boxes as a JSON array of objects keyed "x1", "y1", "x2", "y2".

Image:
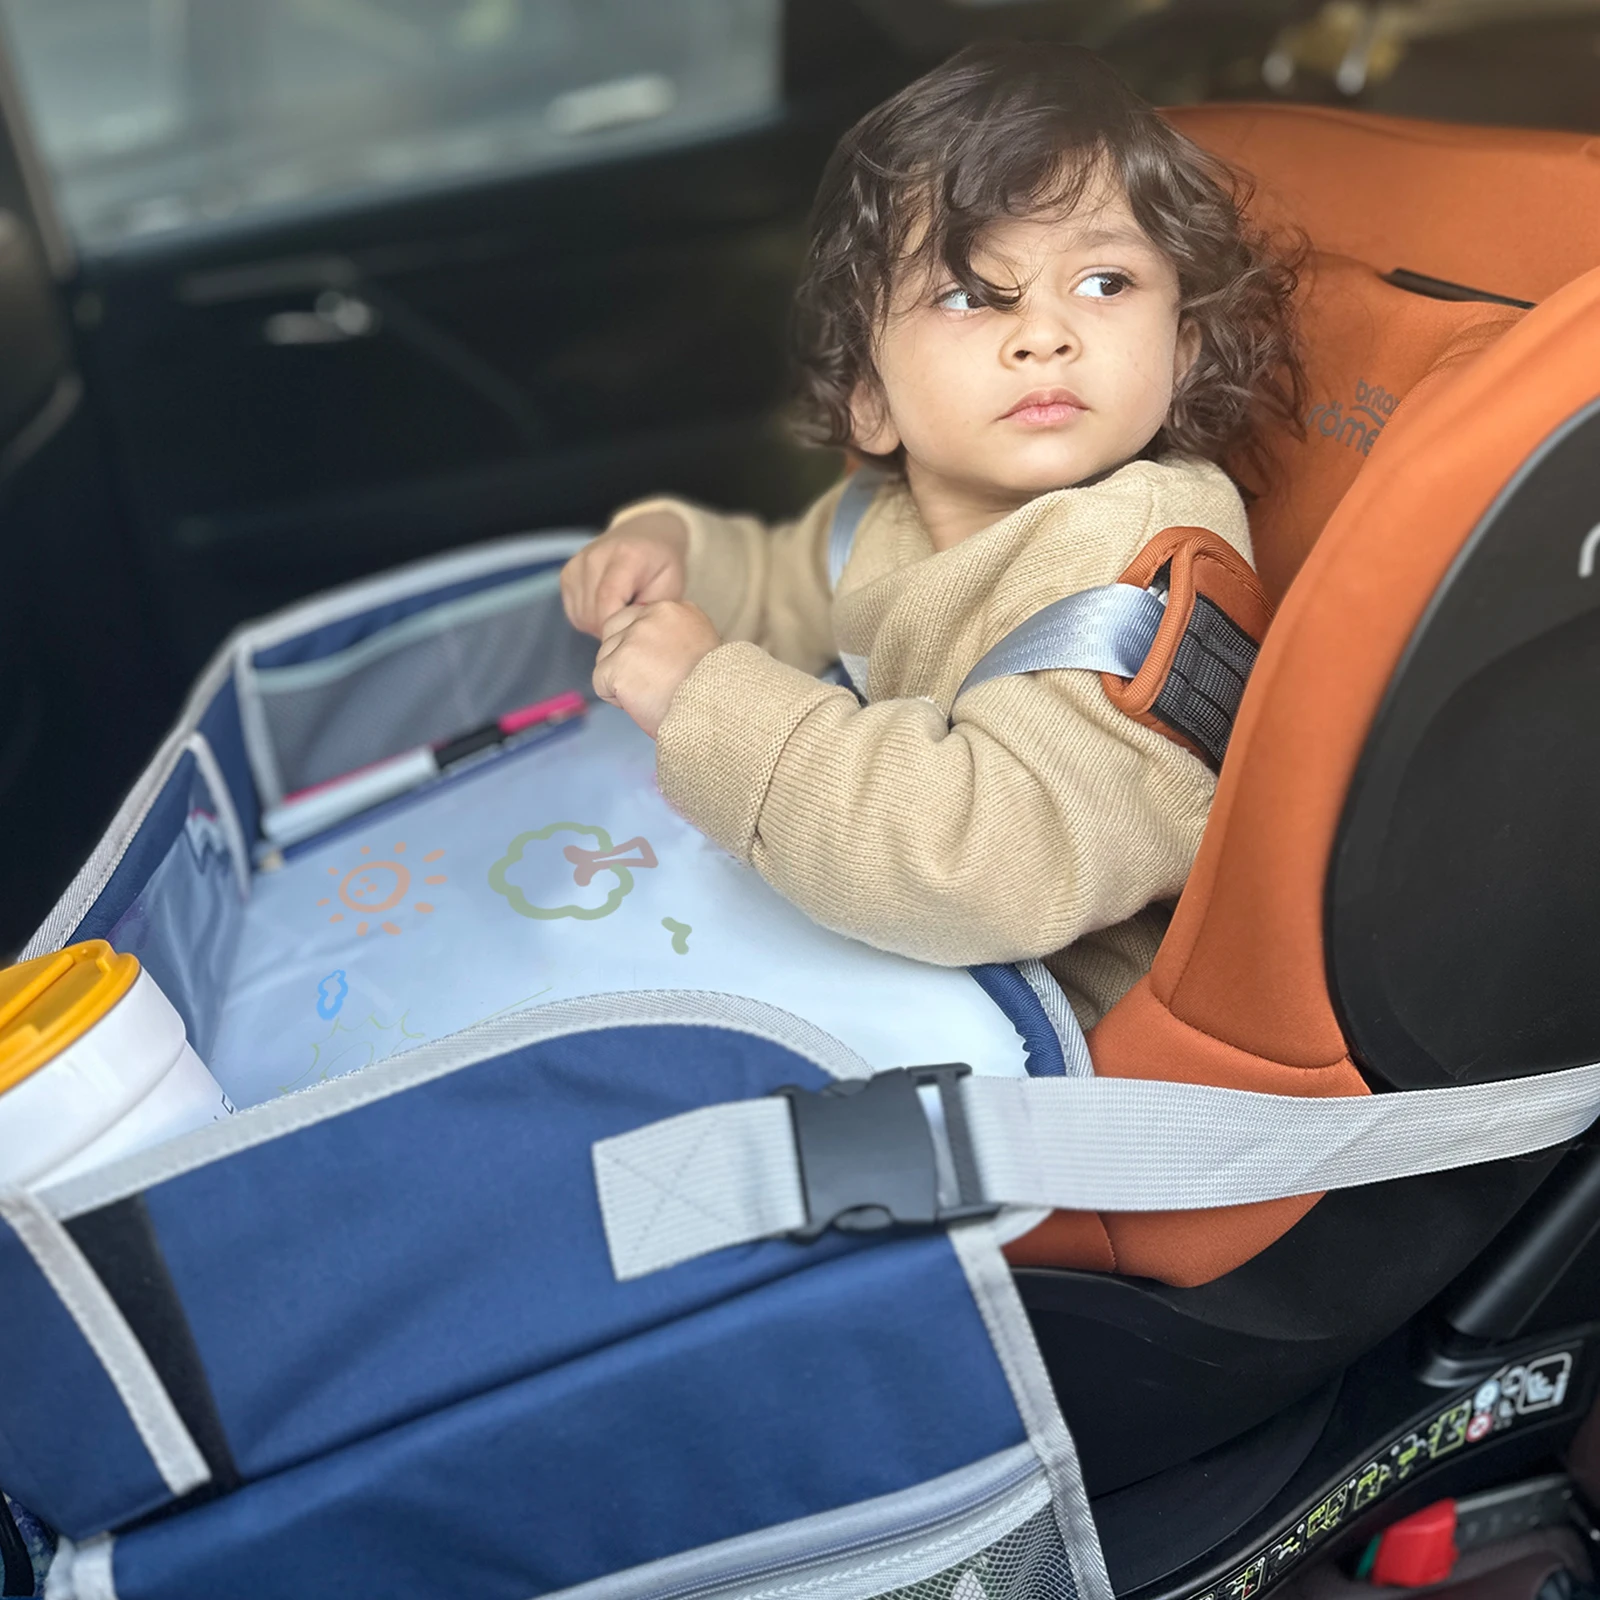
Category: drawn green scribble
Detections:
[
  {"x1": 662, "y1": 917, "x2": 692, "y2": 954},
  {"x1": 279, "y1": 1008, "x2": 425, "y2": 1095},
  {"x1": 490, "y1": 822, "x2": 634, "y2": 920}
]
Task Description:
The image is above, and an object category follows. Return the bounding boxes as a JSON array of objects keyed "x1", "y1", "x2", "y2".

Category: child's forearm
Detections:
[{"x1": 656, "y1": 642, "x2": 1213, "y2": 968}]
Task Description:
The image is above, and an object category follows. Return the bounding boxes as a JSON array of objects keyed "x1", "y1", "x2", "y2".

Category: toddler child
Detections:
[{"x1": 560, "y1": 40, "x2": 1303, "y2": 1027}]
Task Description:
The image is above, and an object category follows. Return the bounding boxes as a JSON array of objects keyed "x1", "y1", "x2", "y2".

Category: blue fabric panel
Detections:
[
  {"x1": 197, "y1": 674, "x2": 259, "y2": 845},
  {"x1": 144, "y1": 1025, "x2": 894, "y2": 1481},
  {"x1": 970, "y1": 964, "x2": 1065, "y2": 1077},
  {"x1": 0, "y1": 1219, "x2": 174, "y2": 1538},
  {"x1": 75, "y1": 751, "x2": 242, "y2": 1062},
  {"x1": 114, "y1": 1234, "x2": 1023, "y2": 1600},
  {"x1": 251, "y1": 562, "x2": 564, "y2": 670}
]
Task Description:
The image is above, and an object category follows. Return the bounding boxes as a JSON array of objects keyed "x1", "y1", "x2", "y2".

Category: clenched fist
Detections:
[
  {"x1": 592, "y1": 601, "x2": 721, "y2": 738},
  {"x1": 561, "y1": 509, "x2": 690, "y2": 638}
]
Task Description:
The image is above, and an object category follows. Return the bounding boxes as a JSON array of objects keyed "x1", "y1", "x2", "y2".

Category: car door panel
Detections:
[{"x1": 76, "y1": 117, "x2": 854, "y2": 670}]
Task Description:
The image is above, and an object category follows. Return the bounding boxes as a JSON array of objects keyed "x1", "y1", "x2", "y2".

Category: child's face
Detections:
[{"x1": 854, "y1": 176, "x2": 1198, "y2": 521}]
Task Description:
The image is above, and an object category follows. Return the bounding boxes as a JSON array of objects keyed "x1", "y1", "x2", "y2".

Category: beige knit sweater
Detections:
[{"x1": 624, "y1": 455, "x2": 1252, "y2": 1027}]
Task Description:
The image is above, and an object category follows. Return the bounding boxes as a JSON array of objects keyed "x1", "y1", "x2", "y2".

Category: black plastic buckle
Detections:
[{"x1": 776, "y1": 1065, "x2": 998, "y2": 1240}]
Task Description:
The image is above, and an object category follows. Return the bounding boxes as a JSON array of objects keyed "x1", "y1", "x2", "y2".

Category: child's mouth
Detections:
[{"x1": 1002, "y1": 389, "x2": 1087, "y2": 427}]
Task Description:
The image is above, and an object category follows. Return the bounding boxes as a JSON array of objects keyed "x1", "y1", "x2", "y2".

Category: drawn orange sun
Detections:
[{"x1": 314, "y1": 842, "x2": 448, "y2": 936}]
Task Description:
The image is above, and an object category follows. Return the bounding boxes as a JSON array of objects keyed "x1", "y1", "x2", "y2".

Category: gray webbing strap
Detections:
[
  {"x1": 957, "y1": 585, "x2": 1165, "y2": 699},
  {"x1": 827, "y1": 468, "x2": 890, "y2": 593},
  {"x1": 826, "y1": 472, "x2": 1167, "y2": 695},
  {"x1": 592, "y1": 1061, "x2": 1600, "y2": 1280}
]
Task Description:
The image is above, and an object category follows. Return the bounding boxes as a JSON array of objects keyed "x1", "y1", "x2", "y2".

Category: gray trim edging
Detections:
[
  {"x1": 949, "y1": 1221, "x2": 1113, "y2": 1600},
  {"x1": 544, "y1": 1444, "x2": 1046, "y2": 1600},
  {"x1": 0, "y1": 1192, "x2": 209, "y2": 1503},
  {"x1": 41, "y1": 991, "x2": 871, "y2": 1222}
]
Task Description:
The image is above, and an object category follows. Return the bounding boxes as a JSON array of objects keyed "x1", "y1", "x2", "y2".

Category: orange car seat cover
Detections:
[
  {"x1": 1165, "y1": 104, "x2": 1600, "y2": 307},
  {"x1": 1157, "y1": 269, "x2": 1600, "y2": 1053},
  {"x1": 1005, "y1": 106, "x2": 1600, "y2": 1285},
  {"x1": 1240, "y1": 254, "x2": 1525, "y2": 605}
]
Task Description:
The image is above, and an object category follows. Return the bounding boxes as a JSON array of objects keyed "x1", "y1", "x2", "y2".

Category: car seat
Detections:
[{"x1": 992, "y1": 102, "x2": 1600, "y2": 1576}]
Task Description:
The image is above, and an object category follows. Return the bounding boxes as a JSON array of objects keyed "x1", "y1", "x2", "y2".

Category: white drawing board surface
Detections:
[{"x1": 209, "y1": 705, "x2": 1029, "y2": 1108}]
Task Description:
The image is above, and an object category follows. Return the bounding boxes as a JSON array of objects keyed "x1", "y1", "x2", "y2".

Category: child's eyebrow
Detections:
[{"x1": 1060, "y1": 224, "x2": 1156, "y2": 254}]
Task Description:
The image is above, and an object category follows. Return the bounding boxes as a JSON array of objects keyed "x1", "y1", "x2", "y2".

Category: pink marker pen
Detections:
[{"x1": 261, "y1": 691, "x2": 587, "y2": 848}]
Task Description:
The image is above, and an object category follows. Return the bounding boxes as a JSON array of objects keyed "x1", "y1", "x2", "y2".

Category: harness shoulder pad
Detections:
[{"x1": 1101, "y1": 526, "x2": 1273, "y2": 769}]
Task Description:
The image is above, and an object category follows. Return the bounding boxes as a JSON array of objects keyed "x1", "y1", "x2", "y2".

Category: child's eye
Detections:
[
  {"x1": 934, "y1": 287, "x2": 984, "y2": 312},
  {"x1": 1074, "y1": 272, "x2": 1131, "y2": 300}
]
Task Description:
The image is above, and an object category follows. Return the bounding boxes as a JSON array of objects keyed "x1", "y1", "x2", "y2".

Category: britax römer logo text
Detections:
[{"x1": 1308, "y1": 379, "x2": 1398, "y2": 456}]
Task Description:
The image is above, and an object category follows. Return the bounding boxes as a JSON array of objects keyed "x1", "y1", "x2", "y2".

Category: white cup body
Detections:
[{"x1": 0, "y1": 969, "x2": 234, "y2": 1189}]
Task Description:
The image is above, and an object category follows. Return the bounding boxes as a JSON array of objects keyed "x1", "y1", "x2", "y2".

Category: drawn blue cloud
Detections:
[{"x1": 316, "y1": 969, "x2": 349, "y2": 1020}]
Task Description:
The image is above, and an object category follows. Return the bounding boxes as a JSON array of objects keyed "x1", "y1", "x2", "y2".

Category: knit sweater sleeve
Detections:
[
  {"x1": 654, "y1": 642, "x2": 1216, "y2": 967},
  {"x1": 606, "y1": 482, "x2": 844, "y2": 674}
]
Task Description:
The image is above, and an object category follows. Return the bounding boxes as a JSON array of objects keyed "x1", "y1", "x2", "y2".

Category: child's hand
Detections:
[
  {"x1": 561, "y1": 510, "x2": 690, "y2": 638},
  {"x1": 592, "y1": 601, "x2": 721, "y2": 737}
]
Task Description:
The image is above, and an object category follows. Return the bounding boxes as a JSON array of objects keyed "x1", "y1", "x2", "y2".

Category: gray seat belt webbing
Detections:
[
  {"x1": 593, "y1": 1062, "x2": 1600, "y2": 1280},
  {"x1": 957, "y1": 585, "x2": 1165, "y2": 697},
  {"x1": 826, "y1": 469, "x2": 1165, "y2": 691}
]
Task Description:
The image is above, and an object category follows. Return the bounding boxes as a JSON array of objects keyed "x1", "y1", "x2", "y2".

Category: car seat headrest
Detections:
[
  {"x1": 1236, "y1": 255, "x2": 1527, "y2": 603},
  {"x1": 1164, "y1": 104, "x2": 1600, "y2": 308}
]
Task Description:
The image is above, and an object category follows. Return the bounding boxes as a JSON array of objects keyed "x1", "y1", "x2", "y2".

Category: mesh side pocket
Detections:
[
  {"x1": 254, "y1": 580, "x2": 595, "y2": 794},
  {"x1": 874, "y1": 1505, "x2": 1079, "y2": 1600}
]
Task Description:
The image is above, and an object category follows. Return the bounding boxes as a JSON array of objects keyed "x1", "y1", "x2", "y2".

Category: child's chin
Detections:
[
  {"x1": 1001, "y1": 435, "x2": 1141, "y2": 494},
  {"x1": 1001, "y1": 455, "x2": 1104, "y2": 496}
]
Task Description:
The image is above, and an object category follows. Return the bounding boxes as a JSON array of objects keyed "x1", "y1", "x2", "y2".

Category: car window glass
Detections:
[{"x1": 0, "y1": 0, "x2": 781, "y2": 252}]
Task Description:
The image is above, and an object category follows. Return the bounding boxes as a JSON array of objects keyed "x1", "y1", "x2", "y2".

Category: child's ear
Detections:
[
  {"x1": 1173, "y1": 319, "x2": 1202, "y2": 386},
  {"x1": 848, "y1": 382, "x2": 901, "y2": 457}
]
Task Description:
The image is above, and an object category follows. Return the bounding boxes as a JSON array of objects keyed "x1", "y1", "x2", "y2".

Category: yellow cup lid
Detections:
[{"x1": 0, "y1": 940, "x2": 140, "y2": 1095}]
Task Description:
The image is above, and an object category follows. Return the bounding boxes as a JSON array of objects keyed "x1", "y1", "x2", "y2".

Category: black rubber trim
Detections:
[
  {"x1": 1383, "y1": 268, "x2": 1535, "y2": 310},
  {"x1": 64, "y1": 1197, "x2": 239, "y2": 1494},
  {"x1": 0, "y1": 1495, "x2": 32, "y2": 1598},
  {"x1": 1151, "y1": 596, "x2": 1258, "y2": 769}
]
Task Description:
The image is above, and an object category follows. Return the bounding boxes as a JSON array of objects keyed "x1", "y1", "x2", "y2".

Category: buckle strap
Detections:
[
  {"x1": 779, "y1": 1066, "x2": 997, "y2": 1238},
  {"x1": 593, "y1": 1060, "x2": 1600, "y2": 1281}
]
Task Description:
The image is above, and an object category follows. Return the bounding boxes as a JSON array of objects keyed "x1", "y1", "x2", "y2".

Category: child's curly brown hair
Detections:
[{"x1": 790, "y1": 40, "x2": 1306, "y2": 479}]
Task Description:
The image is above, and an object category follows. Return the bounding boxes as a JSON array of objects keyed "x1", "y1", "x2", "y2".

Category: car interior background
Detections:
[
  {"x1": 0, "y1": 0, "x2": 1595, "y2": 954},
  {"x1": 1, "y1": 4, "x2": 1599, "y2": 1600}
]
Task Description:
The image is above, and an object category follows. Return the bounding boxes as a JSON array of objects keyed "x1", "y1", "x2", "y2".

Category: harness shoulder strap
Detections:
[
  {"x1": 957, "y1": 527, "x2": 1272, "y2": 771},
  {"x1": 1101, "y1": 526, "x2": 1273, "y2": 770},
  {"x1": 958, "y1": 586, "x2": 1165, "y2": 692},
  {"x1": 827, "y1": 467, "x2": 889, "y2": 593},
  {"x1": 828, "y1": 478, "x2": 1273, "y2": 770}
]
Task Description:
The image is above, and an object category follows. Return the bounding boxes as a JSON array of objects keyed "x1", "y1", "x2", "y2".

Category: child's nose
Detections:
[{"x1": 1006, "y1": 306, "x2": 1077, "y2": 363}]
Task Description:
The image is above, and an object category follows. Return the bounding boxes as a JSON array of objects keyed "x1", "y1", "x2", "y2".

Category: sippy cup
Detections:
[{"x1": 0, "y1": 940, "x2": 234, "y2": 1189}]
